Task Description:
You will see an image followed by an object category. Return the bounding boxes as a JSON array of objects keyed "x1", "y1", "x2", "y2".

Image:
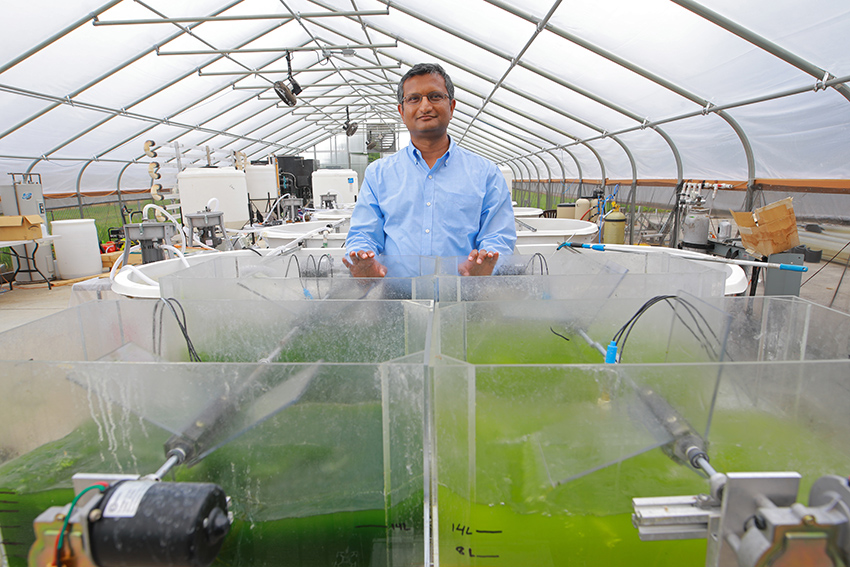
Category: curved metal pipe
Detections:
[
  {"x1": 543, "y1": 150, "x2": 567, "y2": 204},
  {"x1": 532, "y1": 153, "x2": 554, "y2": 209},
  {"x1": 519, "y1": 157, "x2": 542, "y2": 208},
  {"x1": 74, "y1": 161, "x2": 94, "y2": 218}
]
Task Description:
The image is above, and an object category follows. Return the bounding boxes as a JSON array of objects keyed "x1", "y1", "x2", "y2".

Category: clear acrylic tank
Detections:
[
  {"x1": 430, "y1": 359, "x2": 850, "y2": 567},
  {"x1": 431, "y1": 295, "x2": 850, "y2": 567},
  {"x1": 2, "y1": 288, "x2": 849, "y2": 567},
  {"x1": 0, "y1": 298, "x2": 433, "y2": 567}
]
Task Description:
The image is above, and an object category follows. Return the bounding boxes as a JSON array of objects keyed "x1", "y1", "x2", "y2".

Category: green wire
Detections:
[{"x1": 56, "y1": 484, "x2": 107, "y2": 565}]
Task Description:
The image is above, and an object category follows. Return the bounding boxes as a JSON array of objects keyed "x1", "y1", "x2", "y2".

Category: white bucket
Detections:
[
  {"x1": 245, "y1": 164, "x2": 279, "y2": 202},
  {"x1": 50, "y1": 219, "x2": 102, "y2": 280}
]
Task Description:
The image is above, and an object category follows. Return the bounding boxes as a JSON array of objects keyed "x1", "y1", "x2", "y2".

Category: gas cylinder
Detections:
[
  {"x1": 682, "y1": 207, "x2": 711, "y2": 252},
  {"x1": 603, "y1": 211, "x2": 627, "y2": 244}
]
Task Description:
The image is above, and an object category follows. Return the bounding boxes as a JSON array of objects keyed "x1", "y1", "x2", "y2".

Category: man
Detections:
[{"x1": 343, "y1": 63, "x2": 516, "y2": 278}]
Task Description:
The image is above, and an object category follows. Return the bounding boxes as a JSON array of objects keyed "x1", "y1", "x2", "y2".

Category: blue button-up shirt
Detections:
[{"x1": 345, "y1": 138, "x2": 517, "y2": 277}]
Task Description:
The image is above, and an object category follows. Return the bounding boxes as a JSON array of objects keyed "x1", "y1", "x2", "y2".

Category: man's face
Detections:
[{"x1": 398, "y1": 73, "x2": 456, "y2": 140}]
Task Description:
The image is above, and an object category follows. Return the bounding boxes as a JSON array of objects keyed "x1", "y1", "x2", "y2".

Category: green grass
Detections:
[{"x1": 46, "y1": 197, "x2": 161, "y2": 244}]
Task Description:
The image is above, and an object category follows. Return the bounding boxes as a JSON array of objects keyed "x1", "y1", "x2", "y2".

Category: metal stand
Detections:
[{"x1": 2, "y1": 239, "x2": 53, "y2": 289}]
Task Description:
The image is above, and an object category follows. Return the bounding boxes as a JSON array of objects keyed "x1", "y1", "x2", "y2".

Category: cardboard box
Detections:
[
  {"x1": 731, "y1": 197, "x2": 799, "y2": 258},
  {"x1": 0, "y1": 215, "x2": 44, "y2": 241},
  {"x1": 101, "y1": 251, "x2": 142, "y2": 268}
]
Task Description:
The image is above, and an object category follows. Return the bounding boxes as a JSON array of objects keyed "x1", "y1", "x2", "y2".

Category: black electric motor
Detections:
[{"x1": 87, "y1": 481, "x2": 230, "y2": 567}]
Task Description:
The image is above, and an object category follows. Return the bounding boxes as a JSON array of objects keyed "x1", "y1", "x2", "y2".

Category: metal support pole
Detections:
[{"x1": 74, "y1": 162, "x2": 93, "y2": 219}]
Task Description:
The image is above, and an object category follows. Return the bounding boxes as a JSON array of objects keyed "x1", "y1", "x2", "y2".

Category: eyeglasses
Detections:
[{"x1": 401, "y1": 92, "x2": 451, "y2": 105}]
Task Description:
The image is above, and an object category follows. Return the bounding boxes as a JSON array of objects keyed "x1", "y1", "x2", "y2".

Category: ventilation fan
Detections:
[
  {"x1": 274, "y1": 51, "x2": 302, "y2": 107},
  {"x1": 343, "y1": 106, "x2": 358, "y2": 137},
  {"x1": 366, "y1": 125, "x2": 396, "y2": 152}
]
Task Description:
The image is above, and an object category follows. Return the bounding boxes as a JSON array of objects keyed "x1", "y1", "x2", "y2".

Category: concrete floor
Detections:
[
  {"x1": 1, "y1": 256, "x2": 848, "y2": 335},
  {"x1": 0, "y1": 280, "x2": 75, "y2": 333}
]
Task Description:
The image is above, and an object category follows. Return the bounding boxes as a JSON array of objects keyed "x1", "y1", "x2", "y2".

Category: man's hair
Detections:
[{"x1": 397, "y1": 63, "x2": 455, "y2": 104}]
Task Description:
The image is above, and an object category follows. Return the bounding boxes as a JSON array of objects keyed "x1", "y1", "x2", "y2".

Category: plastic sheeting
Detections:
[{"x1": 1, "y1": 0, "x2": 849, "y2": 197}]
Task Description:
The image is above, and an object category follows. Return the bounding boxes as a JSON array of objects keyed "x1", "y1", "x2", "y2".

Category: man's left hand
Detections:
[{"x1": 458, "y1": 249, "x2": 499, "y2": 276}]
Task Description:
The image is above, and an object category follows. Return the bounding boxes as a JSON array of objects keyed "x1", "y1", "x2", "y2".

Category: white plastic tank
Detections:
[
  {"x1": 50, "y1": 219, "x2": 102, "y2": 280},
  {"x1": 177, "y1": 167, "x2": 249, "y2": 229},
  {"x1": 498, "y1": 165, "x2": 514, "y2": 191},
  {"x1": 575, "y1": 198, "x2": 591, "y2": 222},
  {"x1": 557, "y1": 203, "x2": 575, "y2": 219},
  {"x1": 311, "y1": 169, "x2": 359, "y2": 208},
  {"x1": 245, "y1": 163, "x2": 279, "y2": 202}
]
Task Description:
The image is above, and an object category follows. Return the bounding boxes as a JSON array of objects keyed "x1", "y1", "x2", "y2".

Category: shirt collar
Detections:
[{"x1": 406, "y1": 135, "x2": 456, "y2": 167}]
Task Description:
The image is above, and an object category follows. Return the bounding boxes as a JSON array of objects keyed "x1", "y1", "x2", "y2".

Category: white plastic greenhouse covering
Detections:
[{"x1": 1, "y1": 0, "x2": 849, "y2": 216}]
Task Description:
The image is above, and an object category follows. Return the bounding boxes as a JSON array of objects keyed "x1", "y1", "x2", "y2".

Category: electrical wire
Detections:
[
  {"x1": 550, "y1": 327, "x2": 571, "y2": 342},
  {"x1": 157, "y1": 297, "x2": 202, "y2": 362},
  {"x1": 55, "y1": 483, "x2": 108, "y2": 567},
  {"x1": 801, "y1": 237, "x2": 850, "y2": 287},
  {"x1": 612, "y1": 295, "x2": 727, "y2": 363},
  {"x1": 524, "y1": 252, "x2": 549, "y2": 275},
  {"x1": 284, "y1": 254, "x2": 301, "y2": 278}
]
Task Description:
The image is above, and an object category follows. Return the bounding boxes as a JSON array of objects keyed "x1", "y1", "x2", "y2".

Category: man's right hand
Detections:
[{"x1": 343, "y1": 250, "x2": 388, "y2": 278}]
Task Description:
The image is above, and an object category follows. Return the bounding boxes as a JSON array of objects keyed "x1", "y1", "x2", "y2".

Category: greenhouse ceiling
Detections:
[{"x1": 1, "y1": 0, "x2": 849, "y2": 196}]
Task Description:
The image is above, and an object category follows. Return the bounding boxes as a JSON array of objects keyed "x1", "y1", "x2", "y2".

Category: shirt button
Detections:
[
  {"x1": 425, "y1": 229, "x2": 430, "y2": 234},
  {"x1": 428, "y1": 175, "x2": 433, "y2": 179},
  {"x1": 426, "y1": 202, "x2": 431, "y2": 206}
]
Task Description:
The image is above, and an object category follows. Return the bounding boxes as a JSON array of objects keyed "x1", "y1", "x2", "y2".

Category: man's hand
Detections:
[
  {"x1": 343, "y1": 250, "x2": 388, "y2": 278},
  {"x1": 458, "y1": 249, "x2": 499, "y2": 276}
]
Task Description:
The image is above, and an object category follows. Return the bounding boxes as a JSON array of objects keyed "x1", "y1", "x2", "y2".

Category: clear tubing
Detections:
[
  {"x1": 109, "y1": 244, "x2": 140, "y2": 282},
  {"x1": 157, "y1": 244, "x2": 191, "y2": 267}
]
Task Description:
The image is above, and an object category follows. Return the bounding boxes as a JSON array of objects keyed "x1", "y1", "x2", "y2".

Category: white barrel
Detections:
[
  {"x1": 245, "y1": 164, "x2": 279, "y2": 202},
  {"x1": 557, "y1": 203, "x2": 575, "y2": 219},
  {"x1": 311, "y1": 169, "x2": 359, "y2": 207},
  {"x1": 575, "y1": 198, "x2": 591, "y2": 222},
  {"x1": 177, "y1": 167, "x2": 249, "y2": 229},
  {"x1": 50, "y1": 219, "x2": 102, "y2": 280}
]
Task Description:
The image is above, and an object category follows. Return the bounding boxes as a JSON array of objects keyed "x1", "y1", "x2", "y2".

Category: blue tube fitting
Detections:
[{"x1": 605, "y1": 341, "x2": 618, "y2": 364}]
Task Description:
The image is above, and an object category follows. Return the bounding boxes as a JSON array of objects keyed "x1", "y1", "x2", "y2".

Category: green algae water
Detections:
[
  {"x1": 0, "y1": 389, "x2": 425, "y2": 567},
  {"x1": 434, "y1": 394, "x2": 850, "y2": 567},
  {"x1": 3, "y1": 394, "x2": 849, "y2": 567}
]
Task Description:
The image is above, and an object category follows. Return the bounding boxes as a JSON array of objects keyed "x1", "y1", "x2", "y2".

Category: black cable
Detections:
[
  {"x1": 159, "y1": 297, "x2": 201, "y2": 362},
  {"x1": 801, "y1": 237, "x2": 850, "y2": 287},
  {"x1": 285, "y1": 254, "x2": 301, "y2": 278},
  {"x1": 317, "y1": 253, "x2": 333, "y2": 278},
  {"x1": 550, "y1": 327, "x2": 571, "y2": 342},
  {"x1": 525, "y1": 252, "x2": 549, "y2": 275},
  {"x1": 304, "y1": 254, "x2": 318, "y2": 276},
  {"x1": 614, "y1": 295, "x2": 727, "y2": 363},
  {"x1": 316, "y1": 253, "x2": 334, "y2": 299},
  {"x1": 164, "y1": 297, "x2": 200, "y2": 362}
]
